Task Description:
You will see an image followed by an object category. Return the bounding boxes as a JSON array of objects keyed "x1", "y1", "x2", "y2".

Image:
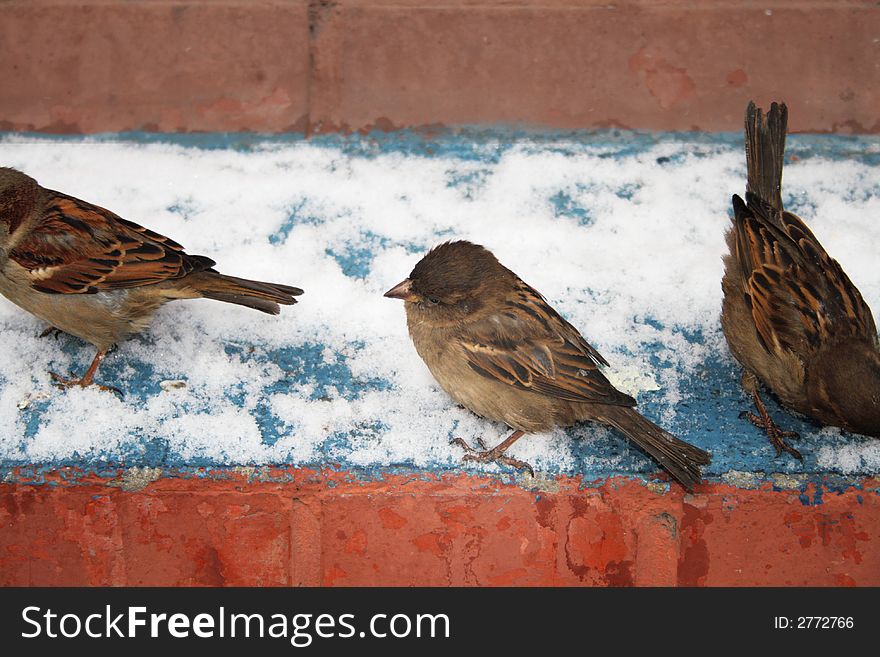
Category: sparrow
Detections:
[
  {"x1": 385, "y1": 240, "x2": 711, "y2": 491},
  {"x1": 721, "y1": 101, "x2": 880, "y2": 458},
  {"x1": 0, "y1": 167, "x2": 302, "y2": 392}
]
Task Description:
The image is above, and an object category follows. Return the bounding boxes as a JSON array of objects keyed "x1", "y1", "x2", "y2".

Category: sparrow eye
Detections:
[{"x1": 426, "y1": 295, "x2": 440, "y2": 305}]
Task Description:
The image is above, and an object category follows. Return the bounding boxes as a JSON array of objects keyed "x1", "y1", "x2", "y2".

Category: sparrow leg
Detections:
[
  {"x1": 742, "y1": 389, "x2": 802, "y2": 460},
  {"x1": 452, "y1": 430, "x2": 534, "y2": 476},
  {"x1": 39, "y1": 326, "x2": 64, "y2": 340},
  {"x1": 50, "y1": 349, "x2": 123, "y2": 397}
]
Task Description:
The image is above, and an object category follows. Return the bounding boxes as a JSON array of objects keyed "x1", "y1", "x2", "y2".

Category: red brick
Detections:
[
  {"x1": 2, "y1": 471, "x2": 879, "y2": 586},
  {"x1": 310, "y1": 1, "x2": 880, "y2": 133},
  {"x1": 290, "y1": 497, "x2": 323, "y2": 586},
  {"x1": 0, "y1": 1, "x2": 309, "y2": 133},
  {"x1": 687, "y1": 485, "x2": 880, "y2": 586},
  {"x1": 115, "y1": 490, "x2": 292, "y2": 586},
  {"x1": 0, "y1": 487, "x2": 125, "y2": 586},
  {"x1": 1, "y1": 1, "x2": 878, "y2": 133}
]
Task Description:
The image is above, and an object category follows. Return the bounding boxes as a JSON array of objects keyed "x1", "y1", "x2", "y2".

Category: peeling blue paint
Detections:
[
  {"x1": 325, "y1": 231, "x2": 390, "y2": 279},
  {"x1": 5, "y1": 126, "x2": 880, "y2": 165},
  {"x1": 269, "y1": 199, "x2": 322, "y2": 245},
  {"x1": 549, "y1": 190, "x2": 593, "y2": 226}
]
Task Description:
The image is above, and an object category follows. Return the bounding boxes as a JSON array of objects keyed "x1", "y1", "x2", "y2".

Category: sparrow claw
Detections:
[
  {"x1": 452, "y1": 435, "x2": 534, "y2": 476},
  {"x1": 492, "y1": 454, "x2": 535, "y2": 477},
  {"x1": 449, "y1": 435, "x2": 489, "y2": 451},
  {"x1": 49, "y1": 372, "x2": 123, "y2": 398},
  {"x1": 450, "y1": 436, "x2": 490, "y2": 458},
  {"x1": 770, "y1": 432, "x2": 803, "y2": 460},
  {"x1": 39, "y1": 327, "x2": 63, "y2": 340},
  {"x1": 449, "y1": 437, "x2": 474, "y2": 452},
  {"x1": 740, "y1": 410, "x2": 763, "y2": 427},
  {"x1": 741, "y1": 407, "x2": 802, "y2": 460},
  {"x1": 502, "y1": 457, "x2": 535, "y2": 477}
]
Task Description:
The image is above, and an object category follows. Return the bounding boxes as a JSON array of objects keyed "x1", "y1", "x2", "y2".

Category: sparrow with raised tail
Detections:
[
  {"x1": 385, "y1": 241, "x2": 711, "y2": 491},
  {"x1": 721, "y1": 102, "x2": 880, "y2": 458},
  {"x1": 0, "y1": 167, "x2": 302, "y2": 392}
]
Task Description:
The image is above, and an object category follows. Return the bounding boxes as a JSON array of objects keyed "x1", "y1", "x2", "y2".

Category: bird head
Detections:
[
  {"x1": 0, "y1": 167, "x2": 38, "y2": 245},
  {"x1": 384, "y1": 240, "x2": 513, "y2": 325}
]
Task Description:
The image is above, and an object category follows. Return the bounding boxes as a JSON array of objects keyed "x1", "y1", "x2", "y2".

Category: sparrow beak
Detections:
[{"x1": 384, "y1": 278, "x2": 416, "y2": 301}]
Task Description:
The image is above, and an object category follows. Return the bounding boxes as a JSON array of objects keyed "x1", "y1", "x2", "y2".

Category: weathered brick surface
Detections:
[
  {"x1": 0, "y1": 1, "x2": 310, "y2": 133},
  {"x1": 115, "y1": 491, "x2": 292, "y2": 586},
  {"x1": 0, "y1": 1, "x2": 877, "y2": 133},
  {"x1": 309, "y1": 1, "x2": 880, "y2": 133},
  {"x1": 2, "y1": 471, "x2": 878, "y2": 586}
]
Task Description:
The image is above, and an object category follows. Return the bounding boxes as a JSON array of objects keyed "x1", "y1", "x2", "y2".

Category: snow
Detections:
[{"x1": 0, "y1": 131, "x2": 878, "y2": 478}]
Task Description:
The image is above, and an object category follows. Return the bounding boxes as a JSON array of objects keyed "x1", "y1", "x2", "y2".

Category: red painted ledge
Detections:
[
  {"x1": 1, "y1": 470, "x2": 877, "y2": 586},
  {"x1": 0, "y1": 1, "x2": 878, "y2": 134}
]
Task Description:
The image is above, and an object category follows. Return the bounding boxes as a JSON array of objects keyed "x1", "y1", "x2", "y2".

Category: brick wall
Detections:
[
  {"x1": 1, "y1": 1, "x2": 877, "y2": 134},
  {"x1": 2, "y1": 471, "x2": 878, "y2": 586}
]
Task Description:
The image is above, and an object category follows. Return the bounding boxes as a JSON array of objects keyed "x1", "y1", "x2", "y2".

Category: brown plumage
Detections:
[
  {"x1": 721, "y1": 102, "x2": 880, "y2": 457},
  {"x1": 385, "y1": 240, "x2": 710, "y2": 491},
  {"x1": 0, "y1": 167, "x2": 302, "y2": 391}
]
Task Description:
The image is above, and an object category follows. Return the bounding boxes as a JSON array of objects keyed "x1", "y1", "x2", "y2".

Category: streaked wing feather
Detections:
[
  {"x1": 732, "y1": 192, "x2": 877, "y2": 356},
  {"x1": 9, "y1": 190, "x2": 213, "y2": 294},
  {"x1": 461, "y1": 280, "x2": 636, "y2": 407}
]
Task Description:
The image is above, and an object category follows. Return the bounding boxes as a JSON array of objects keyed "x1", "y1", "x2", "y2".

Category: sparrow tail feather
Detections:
[
  {"x1": 191, "y1": 272, "x2": 303, "y2": 315},
  {"x1": 599, "y1": 405, "x2": 710, "y2": 492},
  {"x1": 745, "y1": 100, "x2": 788, "y2": 211}
]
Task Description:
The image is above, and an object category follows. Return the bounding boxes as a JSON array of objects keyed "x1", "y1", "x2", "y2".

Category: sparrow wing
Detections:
[
  {"x1": 732, "y1": 192, "x2": 877, "y2": 355},
  {"x1": 460, "y1": 279, "x2": 636, "y2": 406},
  {"x1": 9, "y1": 190, "x2": 214, "y2": 294}
]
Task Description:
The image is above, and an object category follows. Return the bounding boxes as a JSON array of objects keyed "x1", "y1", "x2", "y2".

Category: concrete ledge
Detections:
[
  {"x1": 1, "y1": 1, "x2": 878, "y2": 133},
  {"x1": 1, "y1": 469, "x2": 877, "y2": 586}
]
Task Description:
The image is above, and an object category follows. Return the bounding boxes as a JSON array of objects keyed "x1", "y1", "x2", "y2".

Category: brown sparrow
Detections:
[
  {"x1": 721, "y1": 102, "x2": 880, "y2": 458},
  {"x1": 0, "y1": 167, "x2": 302, "y2": 391},
  {"x1": 385, "y1": 240, "x2": 710, "y2": 490}
]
